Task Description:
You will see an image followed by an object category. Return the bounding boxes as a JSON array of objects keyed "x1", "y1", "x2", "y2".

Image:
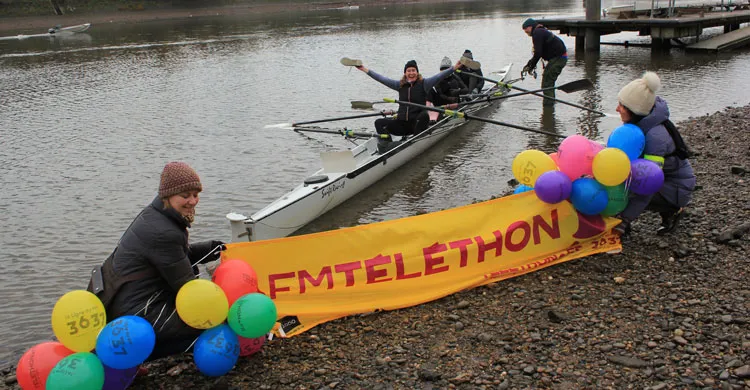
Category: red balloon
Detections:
[
  {"x1": 212, "y1": 259, "x2": 258, "y2": 306},
  {"x1": 16, "y1": 341, "x2": 74, "y2": 390},
  {"x1": 238, "y1": 335, "x2": 266, "y2": 357}
]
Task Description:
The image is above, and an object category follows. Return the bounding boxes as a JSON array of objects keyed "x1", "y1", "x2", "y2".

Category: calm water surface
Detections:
[{"x1": 1, "y1": 0, "x2": 749, "y2": 366}]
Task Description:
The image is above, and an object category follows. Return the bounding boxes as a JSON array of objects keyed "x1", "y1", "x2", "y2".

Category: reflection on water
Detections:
[{"x1": 2, "y1": 0, "x2": 750, "y2": 366}]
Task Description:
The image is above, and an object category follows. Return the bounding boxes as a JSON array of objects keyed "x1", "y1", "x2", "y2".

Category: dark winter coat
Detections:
[
  {"x1": 429, "y1": 73, "x2": 469, "y2": 106},
  {"x1": 366, "y1": 67, "x2": 455, "y2": 121},
  {"x1": 526, "y1": 25, "x2": 567, "y2": 70},
  {"x1": 620, "y1": 97, "x2": 697, "y2": 221},
  {"x1": 107, "y1": 197, "x2": 217, "y2": 346}
]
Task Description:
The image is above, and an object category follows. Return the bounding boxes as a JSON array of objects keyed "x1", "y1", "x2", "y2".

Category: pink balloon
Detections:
[
  {"x1": 557, "y1": 135, "x2": 598, "y2": 180},
  {"x1": 238, "y1": 335, "x2": 266, "y2": 357}
]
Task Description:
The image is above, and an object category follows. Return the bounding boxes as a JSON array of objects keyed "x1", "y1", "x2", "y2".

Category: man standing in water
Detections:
[{"x1": 521, "y1": 18, "x2": 568, "y2": 106}]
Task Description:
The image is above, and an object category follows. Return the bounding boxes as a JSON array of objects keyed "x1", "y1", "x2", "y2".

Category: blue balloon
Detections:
[
  {"x1": 570, "y1": 178, "x2": 609, "y2": 215},
  {"x1": 96, "y1": 316, "x2": 156, "y2": 370},
  {"x1": 194, "y1": 324, "x2": 240, "y2": 377},
  {"x1": 513, "y1": 184, "x2": 534, "y2": 194},
  {"x1": 607, "y1": 123, "x2": 645, "y2": 161}
]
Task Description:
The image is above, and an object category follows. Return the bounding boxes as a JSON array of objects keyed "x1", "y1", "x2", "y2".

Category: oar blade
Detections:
[
  {"x1": 264, "y1": 123, "x2": 294, "y2": 129},
  {"x1": 559, "y1": 79, "x2": 594, "y2": 93},
  {"x1": 351, "y1": 101, "x2": 376, "y2": 109}
]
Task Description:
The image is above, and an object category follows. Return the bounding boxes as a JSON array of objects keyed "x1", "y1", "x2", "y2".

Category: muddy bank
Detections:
[
  {"x1": 0, "y1": 0, "x2": 456, "y2": 33},
  {"x1": 3, "y1": 103, "x2": 749, "y2": 389}
]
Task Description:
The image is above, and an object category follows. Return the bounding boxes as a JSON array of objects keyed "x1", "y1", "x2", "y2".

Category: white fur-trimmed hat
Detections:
[{"x1": 618, "y1": 71, "x2": 662, "y2": 116}]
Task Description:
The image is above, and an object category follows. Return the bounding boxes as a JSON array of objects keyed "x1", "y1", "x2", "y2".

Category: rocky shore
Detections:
[{"x1": 2, "y1": 101, "x2": 749, "y2": 388}]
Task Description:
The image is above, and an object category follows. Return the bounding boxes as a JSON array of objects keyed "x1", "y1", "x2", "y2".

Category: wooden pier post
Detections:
[{"x1": 585, "y1": 0, "x2": 601, "y2": 51}]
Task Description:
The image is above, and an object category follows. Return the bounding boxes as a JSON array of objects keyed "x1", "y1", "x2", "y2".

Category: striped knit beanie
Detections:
[{"x1": 158, "y1": 162, "x2": 202, "y2": 198}]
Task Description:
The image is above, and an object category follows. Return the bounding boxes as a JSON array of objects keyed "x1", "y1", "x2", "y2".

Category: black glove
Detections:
[{"x1": 209, "y1": 240, "x2": 226, "y2": 261}]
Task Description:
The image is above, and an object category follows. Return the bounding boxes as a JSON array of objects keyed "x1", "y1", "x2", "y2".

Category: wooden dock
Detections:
[
  {"x1": 540, "y1": 6, "x2": 750, "y2": 51},
  {"x1": 687, "y1": 25, "x2": 750, "y2": 50}
]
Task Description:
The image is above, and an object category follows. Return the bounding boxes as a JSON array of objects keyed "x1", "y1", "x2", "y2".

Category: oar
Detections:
[
  {"x1": 293, "y1": 126, "x2": 390, "y2": 139},
  {"x1": 351, "y1": 100, "x2": 392, "y2": 110},
  {"x1": 384, "y1": 98, "x2": 565, "y2": 138},
  {"x1": 456, "y1": 70, "x2": 612, "y2": 117},
  {"x1": 265, "y1": 110, "x2": 395, "y2": 128},
  {"x1": 453, "y1": 79, "x2": 594, "y2": 108}
]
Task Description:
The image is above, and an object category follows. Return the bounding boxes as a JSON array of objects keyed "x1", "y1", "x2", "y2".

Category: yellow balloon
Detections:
[
  {"x1": 512, "y1": 150, "x2": 558, "y2": 186},
  {"x1": 51, "y1": 290, "x2": 107, "y2": 352},
  {"x1": 176, "y1": 279, "x2": 228, "y2": 329},
  {"x1": 592, "y1": 147, "x2": 631, "y2": 186}
]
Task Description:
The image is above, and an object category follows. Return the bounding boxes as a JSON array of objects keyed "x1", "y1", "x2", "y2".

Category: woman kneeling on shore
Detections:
[
  {"x1": 613, "y1": 71, "x2": 696, "y2": 236},
  {"x1": 88, "y1": 162, "x2": 224, "y2": 360}
]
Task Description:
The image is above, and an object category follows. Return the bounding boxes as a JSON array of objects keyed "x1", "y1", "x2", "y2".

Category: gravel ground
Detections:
[{"x1": 3, "y1": 103, "x2": 748, "y2": 389}]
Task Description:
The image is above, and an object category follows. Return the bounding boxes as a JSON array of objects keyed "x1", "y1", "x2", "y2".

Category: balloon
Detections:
[
  {"x1": 227, "y1": 293, "x2": 277, "y2": 338},
  {"x1": 212, "y1": 259, "x2": 259, "y2": 307},
  {"x1": 103, "y1": 365, "x2": 137, "y2": 390},
  {"x1": 548, "y1": 152, "x2": 560, "y2": 166},
  {"x1": 592, "y1": 148, "x2": 631, "y2": 186},
  {"x1": 513, "y1": 184, "x2": 534, "y2": 194},
  {"x1": 193, "y1": 324, "x2": 240, "y2": 377},
  {"x1": 570, "y1": 178, "x2": 609, "y2": 215},
  {"x1": 51, "y1": 290, "x2": 107, "y2": 352},
  {"x1": 46, "y1": 352, "x2": 105, "y2": 390},
  {"x1": 534, "y1": 171, "x2": 572, "y2": 204},
  {"x1": 96, "y1": 316, "x2": 156, "y2": 369},
  {"x1": 238, "y1": 335, "x2": 266, "y2": 357},
  {"x1": 557, "y1": 135, "x2": 598, "y2": 180},
  {"x1": 16, "y1": 342, "x2": 74, "y2": 390},
  {"x1": 511, "y1": 149, "x2": 558, "y2": 187},
  {"x1": 630, "y1": 158, "x2": 665, "y2": 195},
  {"x1": 601, "y1": 183, "x2": 629, "y2": 217},
  {"x1": 607, "y1": 123, "x2": 645, "y2": 161},
  {"x1": 589, "y1": 140, "x2": 605, "y2": 155},
  {"x1": 176, "y1": 279, "x2": 229, "y2": 329}
]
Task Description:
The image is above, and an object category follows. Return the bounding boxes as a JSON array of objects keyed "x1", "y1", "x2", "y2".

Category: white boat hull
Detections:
[{"x1": 229, "y1": 64, "x2": 513, "y2": 242}]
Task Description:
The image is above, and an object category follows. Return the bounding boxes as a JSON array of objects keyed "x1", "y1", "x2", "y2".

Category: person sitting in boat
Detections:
[
  {"x1": 86, "y1": 161, "x2": 225, "y2": 361},
  {"x1": 429, "y1": 56, "x2": 469, "y2": 107},
  {"x1": 612, "y1": 72, "x2": 696, "y2": 237},
  {"x1": 457, "y1": 49, "x2": 485, "y2": 94},
  {"x1": 353, "y1": 58, "x2": 463, "y2": 153}
]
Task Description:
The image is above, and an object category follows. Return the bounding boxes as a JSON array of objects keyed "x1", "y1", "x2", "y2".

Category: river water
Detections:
[{"x1": 1, "y1": 0, "x2": 749, "y2": 366}]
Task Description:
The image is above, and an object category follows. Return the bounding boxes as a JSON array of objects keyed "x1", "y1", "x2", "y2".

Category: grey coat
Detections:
[
  {"x1": 620, "y1": 97, "x2": 696, "y2": 221},
  {"x1": 108, "y1": 197, "x2": 217, "y2": 345}
]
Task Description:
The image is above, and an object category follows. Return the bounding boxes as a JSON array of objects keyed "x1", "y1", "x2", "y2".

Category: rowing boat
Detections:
[
  {"x1": 227, "y1": 63, "x2": 513, "y2": 242},
  {"x1": 2, "y1": 23, "x2": 91, "y2": 40}
]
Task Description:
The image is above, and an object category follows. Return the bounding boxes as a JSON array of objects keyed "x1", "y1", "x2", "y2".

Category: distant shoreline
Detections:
[{"x1": 0, "y1": 0, "x2": 462, "y2": 34}]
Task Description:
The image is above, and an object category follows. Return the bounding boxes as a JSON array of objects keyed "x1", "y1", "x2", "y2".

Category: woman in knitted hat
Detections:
[
  {"x1": 613, "y1": 72, "x2": 696, "y2": 236},
  {"x1": 350, "y1": 57, "x2": 465, "y2": 153},
  {"x1": 87, "y1": 161, "x2": 225, "y2": 361}
]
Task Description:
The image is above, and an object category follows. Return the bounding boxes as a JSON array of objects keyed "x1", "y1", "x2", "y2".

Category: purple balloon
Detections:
[
  {"x1": 534, "y1": 171, "x2": 572, "y2": 204},
  {"x1": 103, "y1": 365, "x2": 137, "y2": 390},
  {"x1": 630, "y1": 159, "x2": 664, "y2": 195}
]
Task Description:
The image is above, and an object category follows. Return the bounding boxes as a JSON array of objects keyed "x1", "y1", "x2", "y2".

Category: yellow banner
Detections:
[{"x1": 223, "y1": 192, "x2": 622, "y2": 337}]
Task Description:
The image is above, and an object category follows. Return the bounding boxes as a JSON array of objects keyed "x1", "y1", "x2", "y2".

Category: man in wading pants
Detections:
[{"x1": 521, "y1": 18, "x2": 568, "y2": 107}]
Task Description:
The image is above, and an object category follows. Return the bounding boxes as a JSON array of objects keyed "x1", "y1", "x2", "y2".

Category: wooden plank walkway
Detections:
[{"x1": 687, "y1": 26, "x2": 750, "y2": 50}]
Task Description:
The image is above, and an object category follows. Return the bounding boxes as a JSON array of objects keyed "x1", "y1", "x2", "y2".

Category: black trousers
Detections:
[
  {"x1": 644, "y1": 192, "x2": 681, "y2": 217},
  {"x1": 374, "y1": 111, "x2": 430, "y2": 139}
]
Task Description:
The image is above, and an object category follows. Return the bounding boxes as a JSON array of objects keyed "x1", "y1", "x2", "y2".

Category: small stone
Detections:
[
  {"x1": 674, "y1": 329, "x2": 684, "y2": 337},
  {"x1": 4, "y1": 375, "x2": 17, "y2": 386},
  {"x1": 523, "y1": 366, "x2": 535, "y2": 374},
  {"x1": 648, "y1": 341, "x2": 658, "y2": 348},
  {"x1": 608, "y1": 355, "x2": 649, "y2": 368},
  {"x1": 455, "y1": 301, "x2": 470, "y2": 310},
  {"x1": 674, "y1": 336, "x2": 688, "y2": 345},
  {"x1": 735, "y1": 365, "x2": 750, "y2": 378},
  {"x1": 614, "y1": 276, "x2": 625, "y2": 283},
  {"x1": 719, "y1": 370, "x2": 730, "y2": 380},
  {"x1": 418, "y1": 369, "x2": 441, "y2": 381}
]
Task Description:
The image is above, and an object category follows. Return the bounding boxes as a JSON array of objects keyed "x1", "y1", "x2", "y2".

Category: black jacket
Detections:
[
  {"x1": 458, "y1": 67, "x2": 485, "y2": 93},
  {"x1": 526, "y1": 26, "x2": 567, "y2": 70},
  {"x1": 107, "y1": 197, "x2": 215, "y2": 338},
  {"x1": 429, "y1": 74, "x2": 469, "y2": 106}
]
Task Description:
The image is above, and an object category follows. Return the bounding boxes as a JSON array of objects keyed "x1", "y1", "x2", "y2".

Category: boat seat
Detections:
[{"x1": 304, "y1": 175, "x2": 328, "y2": 185}]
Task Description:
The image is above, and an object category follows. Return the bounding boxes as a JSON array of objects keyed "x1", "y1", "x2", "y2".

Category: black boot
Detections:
[
  {"x1": 377, "y1": 136, "x2": 394, "y2": 154},
  {"x1": 657, "y1": 208, "x2": 684, "y2": 236}
]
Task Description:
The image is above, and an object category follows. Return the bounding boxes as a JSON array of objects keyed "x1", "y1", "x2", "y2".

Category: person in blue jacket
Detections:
[
  {"x1": 522, "y1": 18, "x2": 568, "y2": 106},
  {"x1": 612, "y1": 72, "x2": 697, "y2": 236},
  {"x1": 353, "y1": 58, "x2": 463, "y2": 153}
]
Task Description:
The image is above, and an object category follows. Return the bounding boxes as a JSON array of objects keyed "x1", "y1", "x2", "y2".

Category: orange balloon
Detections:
[
  {"x1": 212, "y1": 259, "x2": 259, "y2": 307},
  {"x1": 16, "y1": 342, "x2": 74, "y2": 390}
]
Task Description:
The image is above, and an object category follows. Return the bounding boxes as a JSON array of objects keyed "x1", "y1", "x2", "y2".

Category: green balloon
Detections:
[
  {"x1": 601, "y1": 183, "x2": 629, "y2": 216},
  {"x1": 227, "y1": 293, "x2": 278, "y2": 338},
  {"x1": 46, "y1": 352, "x2": 104, "y2": 390}
]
